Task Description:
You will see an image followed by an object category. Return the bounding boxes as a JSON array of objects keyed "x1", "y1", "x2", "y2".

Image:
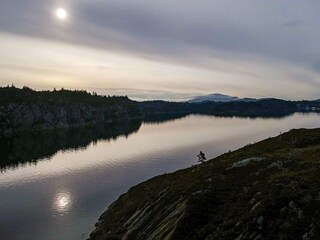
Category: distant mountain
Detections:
[{"x1": 188, "y1": 93, "x2": 256, "y2": 103}]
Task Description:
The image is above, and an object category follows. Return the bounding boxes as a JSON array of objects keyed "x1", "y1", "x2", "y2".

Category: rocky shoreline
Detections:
[
  {"x1": 0, "y1": 101, "x2": 140, "y2": 135},
  {"x1": 89, "y1": 128, "x2": 320, "y2": 240},
  {"x1": 3, "y1": 86, "x2": 319, "y2": 136}
]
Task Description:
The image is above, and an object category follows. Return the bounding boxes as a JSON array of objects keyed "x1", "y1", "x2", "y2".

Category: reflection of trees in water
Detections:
[
  {"x1": 0, "y1": 121, "x2": 142, "y2": 171},
  {"x1": 143, "y1": 113, "x2": 189, "y2": 125},
  {"x1": 0, "y1": 114, "x2": 189, "y2": 171},
  {"x1": 0, "y1": 112, "x2": 295, "y2": 171},
  {"x1": 203, "y1": 112, "x2": 296, "y2": 120}
]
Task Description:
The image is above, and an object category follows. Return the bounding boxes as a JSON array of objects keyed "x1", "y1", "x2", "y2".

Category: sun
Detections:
[{"x1": 56, "y1": 8, "x2": 67, "y2": 20}]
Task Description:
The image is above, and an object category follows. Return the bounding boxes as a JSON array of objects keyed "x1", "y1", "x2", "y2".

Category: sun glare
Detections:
[
  {"x1": 53, "y1": 191, "x2": 72, "y2": 215},
  {"x1": 56, "y1": 8, "x2": 67, "y2": 20}
]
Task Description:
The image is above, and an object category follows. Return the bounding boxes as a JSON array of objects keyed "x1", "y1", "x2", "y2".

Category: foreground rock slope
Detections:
[{"x1": 90, "y1": 128, "x2": 320, "y2": 240}]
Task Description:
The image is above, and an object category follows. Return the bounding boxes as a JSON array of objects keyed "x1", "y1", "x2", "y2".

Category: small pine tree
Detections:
[{"x1": 197, "y1": 151, "x2": 206, "y2": 163}]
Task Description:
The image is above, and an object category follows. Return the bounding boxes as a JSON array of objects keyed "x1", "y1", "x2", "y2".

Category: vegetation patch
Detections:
[{"x1": 90, "y1": 128, "x2": 320, "y2": 240}]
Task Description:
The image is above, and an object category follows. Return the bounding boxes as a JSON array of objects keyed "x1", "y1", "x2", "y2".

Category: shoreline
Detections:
[{"x1": 89, "y1": 128, "x2": 320, "y2": 240}]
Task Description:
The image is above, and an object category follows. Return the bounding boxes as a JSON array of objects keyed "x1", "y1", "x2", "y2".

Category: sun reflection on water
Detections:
[{"x1": 53, "y1": 191, "x2": 72, "y2": 216}]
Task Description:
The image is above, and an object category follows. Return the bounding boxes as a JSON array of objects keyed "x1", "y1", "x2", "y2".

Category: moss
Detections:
[{"x1": 90, "y1": 128, "x2": 320, "y2": 240}]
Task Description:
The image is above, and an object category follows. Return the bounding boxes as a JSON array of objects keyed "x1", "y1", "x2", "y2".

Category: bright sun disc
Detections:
[{"x1": 56, "y1": 8, "x2": 67, "y2": 20}]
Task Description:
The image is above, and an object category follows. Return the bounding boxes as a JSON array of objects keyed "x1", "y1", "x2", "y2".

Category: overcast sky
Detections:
[{"x1": 0, "y1": 0, "x2": 319, "y2": 100}]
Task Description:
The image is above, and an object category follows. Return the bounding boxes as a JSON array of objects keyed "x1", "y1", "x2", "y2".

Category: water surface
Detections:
[{"x1": 0, "y1": 113, "x2": 319, "y2": 240}]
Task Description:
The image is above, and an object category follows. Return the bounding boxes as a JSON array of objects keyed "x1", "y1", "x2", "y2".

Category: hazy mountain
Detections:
[{"x1": 188, "y1": 93, "x2": 256, "y2": 103}]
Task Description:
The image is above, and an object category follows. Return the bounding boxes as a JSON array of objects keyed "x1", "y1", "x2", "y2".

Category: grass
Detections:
[{"x1": 90, "y1": 128, "x2": 320, "y2": 240}]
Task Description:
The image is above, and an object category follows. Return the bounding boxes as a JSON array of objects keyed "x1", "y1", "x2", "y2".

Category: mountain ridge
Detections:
[{"x1": 188, "y1": 93, "x2": 256, "y2": 103}]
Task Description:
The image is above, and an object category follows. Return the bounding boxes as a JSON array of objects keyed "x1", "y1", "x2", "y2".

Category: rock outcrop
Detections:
[
  {"x1": 90, "y1": 128, "x2": 320, "y2": 240},
  {"x1": 0, "y1": 88, "x2": 140, "y2": 135},
  {"x1": 0, "y1": 102, "x2": 139, "y2": 134}
]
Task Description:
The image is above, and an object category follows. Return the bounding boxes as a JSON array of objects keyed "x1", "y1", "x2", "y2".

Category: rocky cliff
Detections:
[
  {"x1": 90, "y1": 128, "x2": 320, "y2": 240},
  {"x1": 0, "y1": 101, "x2": 139, "y2": 134},
  {"x1": 0, "y1": 87, "x2": 140, "y2": 135}
]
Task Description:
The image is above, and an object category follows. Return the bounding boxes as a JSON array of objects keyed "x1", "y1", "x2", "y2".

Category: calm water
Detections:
[{"x1": 0, "y1": 113, "x2": 319, "y2": 240}]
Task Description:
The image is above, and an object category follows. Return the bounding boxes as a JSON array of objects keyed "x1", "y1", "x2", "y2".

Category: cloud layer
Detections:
[{"x1": 0, "y1": 0, "x2": 319, "y2": 100}]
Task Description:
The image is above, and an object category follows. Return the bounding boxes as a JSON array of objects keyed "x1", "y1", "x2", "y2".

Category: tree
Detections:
[{"x1": 197, "y1": 151, "x2": 206, "y2": 163}]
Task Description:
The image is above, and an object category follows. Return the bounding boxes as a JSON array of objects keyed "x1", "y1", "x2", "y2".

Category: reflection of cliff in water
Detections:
[
  {"x1": 0, "y1": 112, "x2": 298, "y2": 171},
  {"x1": 0, "y1": 121, "x2": 142, "y2": 171},
  {"x1": 143, "y1": 112, "x2": 296, "y2": 125},
  {"x1": 143, "y1": 113, "x2": 189, "y2": 125},
  {"x1": 205, "y1": 112, "x2": 297, "y2": 120},
  {"x1": 0, "y1": 114, "x2": 191, "y2": 171}
]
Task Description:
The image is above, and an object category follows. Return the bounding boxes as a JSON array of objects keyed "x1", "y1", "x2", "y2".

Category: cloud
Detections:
[
  {"x1": 90, "y1": 88, "x2": 201, "y2": 101},
  {"x1": 0, "y1": 0, "x2": 320, "y2": 100},
  {"x1": 284, "y1": 20, "x2": 303, "y2": 28}
]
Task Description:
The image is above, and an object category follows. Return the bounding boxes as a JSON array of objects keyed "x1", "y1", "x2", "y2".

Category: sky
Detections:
[{"x1": 0, "y1": 0, "x2": 319, "y2": 101}]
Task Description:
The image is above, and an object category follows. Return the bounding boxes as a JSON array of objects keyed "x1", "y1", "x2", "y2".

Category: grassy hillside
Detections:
[{"x1": 90, "y1": 128, "x2": 320, "y2": 240}]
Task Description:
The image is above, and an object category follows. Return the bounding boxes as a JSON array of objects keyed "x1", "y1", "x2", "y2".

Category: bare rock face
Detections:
[
  {"x1": 0, "y1": 111, "x2": 11, "y2": 135},
  {"x1": 0, "y1": 87, "x2": 145, "y2": 135},
  {"x1": 89, "y1": 128, "x2": 320, "y2": 240},
  {"x1": 43, "y1": 111, "x2": 55, "y2": 125},
  {"x1": 0, "y1": 102, "x2": 140, "y2": 134}
]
